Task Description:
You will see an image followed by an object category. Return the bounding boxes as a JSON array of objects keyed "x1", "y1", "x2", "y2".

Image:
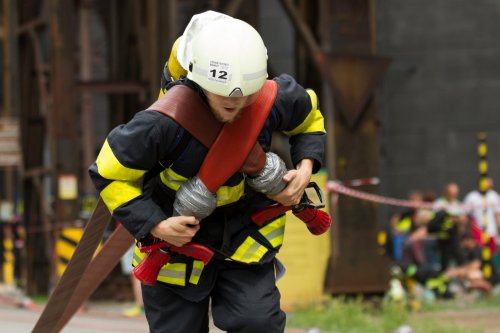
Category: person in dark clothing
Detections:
[
  {"x1": 446, "y1": 231, "x2": 493, "y2": 292},
  {"x1": 399, "y1": 235, "x2": 453, "y2": 299},
  {"x1": 89, "y1": 11, "x2": 328, "y2": 333},
  {"x1": 426, "y1": 209, "x2": 467, "y2": 272}
]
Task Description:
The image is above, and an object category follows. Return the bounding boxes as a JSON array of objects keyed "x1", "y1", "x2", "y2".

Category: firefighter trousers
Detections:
[{"x1": 142, "y1": 261, "x2": 286, "y2": 333}]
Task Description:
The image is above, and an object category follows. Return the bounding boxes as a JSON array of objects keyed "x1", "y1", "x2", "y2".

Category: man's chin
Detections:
[
  {"x1": 214, "y1": 114, "x2": 232, "y2": 123},
  {"x1": 214, "y1": 111, "x2": 242, "y2": 123}
]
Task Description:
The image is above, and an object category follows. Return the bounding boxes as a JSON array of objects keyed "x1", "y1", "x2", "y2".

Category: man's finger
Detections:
[
  {"x1": 179, "y1": 217, "x2": 199, "y2": 226},
  {"x1": 282, "y1": 171, "x2": 296, "y2": 182}
]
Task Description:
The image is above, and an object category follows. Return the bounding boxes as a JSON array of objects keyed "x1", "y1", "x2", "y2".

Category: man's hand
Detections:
[
  {"x1": 268, "y1": 159, "x2": 313, "y2": 206},
  {"x1": 150, "y1": 216, "x2": 200, "y2": 247}
]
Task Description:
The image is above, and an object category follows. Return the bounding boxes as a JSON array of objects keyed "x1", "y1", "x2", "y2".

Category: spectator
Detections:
[
  {"x1": 426, "y1": 209, "x2": 466, "y2": 272},
  {"x1": 447, "y1": 231, "x2": 492, "y2": 292},
  {"x1": 434, "y1": 182, "x2": 465, "y2": 217},
  {"x1": 463, "y1": 177, "x2": 500, "y2": 254},
  {"x1": 389, "y1": 191, "x2": 423, "y2": 262},
  {"x1": 399, "y1": 234, "x2": 453, "y2": 299},
  {"x1": 407, "y1": 192, "x2": 439, "y2": 265},
  {"x1": 427, "y1": 183, "x2": 468, "y2": 271}
]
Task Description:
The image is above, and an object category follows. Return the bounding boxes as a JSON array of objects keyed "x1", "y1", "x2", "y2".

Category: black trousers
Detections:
[
  {"x1": 142, "y1": 261, "x2": 286, "y2": 333},
  {"x1": 438, "y1": 238, "x2": 460, "y2": 271}
]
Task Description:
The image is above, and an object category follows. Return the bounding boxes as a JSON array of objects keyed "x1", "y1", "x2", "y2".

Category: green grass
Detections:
[
  {"x1": 286, "y1": 295, "x2": 488, "y2": 333},
  {"x1": 30, "y1": 294, "x2": 49, "y2": 305},
  {"x1": 422, "y1": 290, "x2": 500, "y2": 312},
  {"x1": 472, "y1": 292, "x2": 500, "y2": 308}
]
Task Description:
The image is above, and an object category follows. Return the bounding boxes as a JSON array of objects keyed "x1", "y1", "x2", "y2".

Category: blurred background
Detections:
[{"x1": 1, "y1": 0, "x2": 500, "y2": 330}]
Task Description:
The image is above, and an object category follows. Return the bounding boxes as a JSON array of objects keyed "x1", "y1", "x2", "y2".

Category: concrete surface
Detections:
[
  {"x1": 0, "y1": 298, "x2": 226, "y2": 332},
  {"x1": 0, "y1": 284, "x2": 307, "y2": 333}
]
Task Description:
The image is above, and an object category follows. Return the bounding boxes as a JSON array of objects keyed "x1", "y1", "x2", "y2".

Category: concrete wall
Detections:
[
  {"x1": 376, "y1": 0, "x2": 500, "y2": 222},
  {"x1": 259, "y1": 0, "x2": 295, "y2": 76}
]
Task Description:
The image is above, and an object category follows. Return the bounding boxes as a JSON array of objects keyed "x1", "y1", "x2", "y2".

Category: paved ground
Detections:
[
  {"x1": 0, "y1": 292, "x2": 149, "y2": 333},
  {"x1": 0, "y1": 284, "x2": 308, "y2": 333},
  {"x1": 0, "y1": 299, "x2": 232, "y2": 332},
  {"x1": 0, "y1": 303, "x2": 148, "y2": 333}
]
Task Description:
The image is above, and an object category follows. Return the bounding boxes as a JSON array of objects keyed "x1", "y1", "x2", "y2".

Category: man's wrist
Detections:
[{"x1": 297, "y1": 159, "x2": 314, "y2": 176}]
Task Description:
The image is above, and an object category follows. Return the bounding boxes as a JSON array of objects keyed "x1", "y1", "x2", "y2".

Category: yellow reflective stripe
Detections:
[
  {"x1": 96, "y1": 140, "x2": 146, "y2": 181},
  {"x1": 157, "y1": 263, "x2": 186, "y2": 286},
  {"x1": 283, "y1": 89, "x2": 326, "y2": 136},
  {"x1": 230, "y1": 236, "x2": 268, "y2": 264},
  {"x1": 133, "y1": 248, "x2": 202, "y2": 286},
  {"x1": 160, "y1": 167, "x2": 188, "y2": 191},
  {"x1": 101, "y1": 180, "x2": 142, "y2": 213},
  {"x1": 395, "y1": 216, "x2": 412, "y2": 232},
  {"x1": 133, "y1": 248, "x2": 188, "y2": 286},
  {"x1": 258, "y1": 216, "x2": 285, "y2": 248},
  {"x1": 426, "y1": 277, "x2": 447, "y2": 293},
  {"x1": 132, "y1": 246, "x2": 144, "y2": 266},
  {"x1": 216, "y1": 179, "x2": 245, "y2": 206},
  {"x1": 189, "y1": 260, "x2": 204, "y2": 285},
  {"x1": 442, "y1": 218, "x2": 454, "y2": 230}
]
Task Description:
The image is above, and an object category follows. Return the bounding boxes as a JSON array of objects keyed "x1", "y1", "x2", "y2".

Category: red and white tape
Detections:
[
  {"x1": 334, "y1": 177, "x2": 380, "y2": 187},
  {"x1": 327, "y1": 181, "x2": 434, "y2": 209},
  {"x1": 327, "y1": 180, "x2": 500, "y2": 211}
]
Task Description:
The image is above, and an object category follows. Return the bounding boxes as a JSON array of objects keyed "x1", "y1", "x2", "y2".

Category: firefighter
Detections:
[{"x1": 89, "y1": 11, "x2": 327, "y2": 333}]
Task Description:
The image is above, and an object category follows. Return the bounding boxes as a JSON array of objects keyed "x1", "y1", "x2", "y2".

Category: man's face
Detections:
[
  {"x1": 204, "y1": 90, "x2": 257, "y2": 123},
  {"x1": 445, "y1": 183, "x2": 459, "y2": 200}
]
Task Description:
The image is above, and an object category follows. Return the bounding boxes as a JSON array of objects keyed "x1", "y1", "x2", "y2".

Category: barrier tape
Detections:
[
  {"x1": 335, "y1": 177, "x2": 380, "y2": 187},
  {"x1": 327, "y1": 180, "x2": 500, "y2": 211}
]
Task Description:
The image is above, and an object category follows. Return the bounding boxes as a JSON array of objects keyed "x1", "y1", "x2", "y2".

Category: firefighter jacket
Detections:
[{"x1": 89, "y1": 74, "x2": 326, "y2": 295}]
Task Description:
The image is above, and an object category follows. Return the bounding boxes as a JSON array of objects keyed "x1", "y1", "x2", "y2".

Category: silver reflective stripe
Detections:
[
  {"x1": 189, "y1": 260, "x2": 204, "y2": 285},
  {"x1": 158, "y1": 270, "x2": 185, "y2": 279},
  {"x1": 193, "y1": 66, "x2": 208, "y2": 77},
  {"x1": 242, "y1": 241, "x2": 262, "y2": 262},
  {"x1": 243, "y1": 68, "x2": 267, "y2": 80},
  {"x1": 264, "y1": 226, "x2": 284, "y2": 242},
  {"x1": 191, "y1": 267, "x2": 202, "y2": 278}
]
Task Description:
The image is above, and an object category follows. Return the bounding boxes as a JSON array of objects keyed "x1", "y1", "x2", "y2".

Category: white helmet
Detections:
[{"x1": 177, "y1": 11, "x2": 268, "y2": 97}]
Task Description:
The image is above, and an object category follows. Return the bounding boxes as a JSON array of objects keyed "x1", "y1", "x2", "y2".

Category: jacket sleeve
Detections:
[
  {"x1": 88, "y1": 111, "x2": 180, "y2": 239},
  {"x1": 270, "y1": 74, "x2": 326, "y2": 173}
]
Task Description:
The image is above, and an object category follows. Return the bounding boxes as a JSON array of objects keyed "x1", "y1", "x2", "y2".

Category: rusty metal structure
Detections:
[{"x1": 0, "y1": 0, "x2": 389, "y2": 296}]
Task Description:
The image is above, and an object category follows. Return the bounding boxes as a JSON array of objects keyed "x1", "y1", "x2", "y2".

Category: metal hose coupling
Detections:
[
  {"x1": 173, "y1": 176, "x2": 217, "y2": 219},
  {"x1": 246, "y1": 152, "x2": 287, "y2": 196}
]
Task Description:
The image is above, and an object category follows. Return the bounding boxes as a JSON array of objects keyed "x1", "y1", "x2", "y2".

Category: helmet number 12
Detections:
[
  {"x1": 210, "y1": 69, "x2": 228, "y2": 80},
  {"x1": 208, "y1": 61, "x2": 230, "y2": 84}
]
